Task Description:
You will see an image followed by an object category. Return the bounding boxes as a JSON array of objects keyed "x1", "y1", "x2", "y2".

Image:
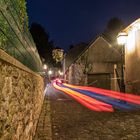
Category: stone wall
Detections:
[
  {"x1": 67, "y1": 61, "x2": 87, "y2": 85},
  {"x1": 0, "y1": 49, "x2": 44, "y2": 140}
]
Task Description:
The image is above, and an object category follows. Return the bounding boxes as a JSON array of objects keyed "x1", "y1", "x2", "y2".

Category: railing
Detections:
[{"x1": 0, "y1": 0, "x2": 42, "y2": 72}]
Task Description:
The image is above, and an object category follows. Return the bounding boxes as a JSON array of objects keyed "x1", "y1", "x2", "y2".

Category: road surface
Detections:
[{"x1": 34, "y1": 84, "x2": 140, "y2": 140}]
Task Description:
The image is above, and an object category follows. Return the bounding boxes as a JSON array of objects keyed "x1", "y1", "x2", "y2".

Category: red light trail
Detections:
[{"x1": 52, "y1": 80, "x2": 140, "y2": 112}]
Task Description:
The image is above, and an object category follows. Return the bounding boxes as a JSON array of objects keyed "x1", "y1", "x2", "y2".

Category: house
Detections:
[
  {"x1": 64, "y1": 36, "x2": 122, "y2": 90},
  {"x1": 120, "y1": 18, "x2": 140, "y2": 94}
]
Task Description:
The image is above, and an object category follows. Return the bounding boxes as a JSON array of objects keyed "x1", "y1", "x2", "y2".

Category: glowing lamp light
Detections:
[
  {"x1": 126, "y1": 29, "x2": 136, "y2": 53},
  {"x1": 43, "y1": 64, "x2": 47, "y2": 70},
  {"x1": 58, "y1": 70, "x2": 63, "y2": 76},
  {"x1": 117, "y1": 32, "x2": 127, "y2": 45},
  {"x1": 48, "y1": 70, "x2": 52, "y2": 75}
]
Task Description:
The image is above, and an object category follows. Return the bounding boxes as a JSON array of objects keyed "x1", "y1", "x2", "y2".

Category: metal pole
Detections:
[
  {"x1": 121, "y1": 45, "x2": 125, "y2": 93},
  {"x1": 63, "y1": 53, "x2": 66, "y2": 80}
]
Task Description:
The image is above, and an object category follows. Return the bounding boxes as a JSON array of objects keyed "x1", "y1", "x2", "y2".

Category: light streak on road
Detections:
[
  {"x1": 52, "y1": 80, "x2": 140, "y2": 112},
  {"x1": 64, "y1": 84, "x2": 140, "y2": 105},
  {"x1": 53, "y1": 82, "x2": 114, "y2": 112}
]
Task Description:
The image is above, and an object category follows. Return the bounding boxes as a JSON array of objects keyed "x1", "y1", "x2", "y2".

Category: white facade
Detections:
[{"x1": 123, "y1": 18, "x2": 140, "y2": 94}]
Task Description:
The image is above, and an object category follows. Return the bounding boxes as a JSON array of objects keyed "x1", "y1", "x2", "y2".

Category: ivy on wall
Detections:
[
  {"x1": 11, "y1": 0, "x2": 29, "y2": 31},
  {"x1": 0, "y1": 0, "x2": 7, "y2": 49},
  {"x1": 0, "y1": 0, "x2": 29, "y2": 50},
  {"x1": 0, "y1": 16, "x2": 7, "y2": 50},
  {"x1": 0, "y1": 0, "x2": 42, "y2": 72},
  {"x1": 18, "y1": 0, "x2": 29, "y2": 31}
]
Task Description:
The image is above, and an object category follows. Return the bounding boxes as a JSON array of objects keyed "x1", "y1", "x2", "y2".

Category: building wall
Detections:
[
  {"x1": 125, "y1": 29, "x2": 140, "y2": 94},
  {"x1": 67, "y1": 57, "x2": 120, "y2": 90},
  {"x1": 0, "y1": 49, "x2": 44, "y2": 140},
  {"x1": 67, "y1": 37, "x2": 121, "y2": 90}
]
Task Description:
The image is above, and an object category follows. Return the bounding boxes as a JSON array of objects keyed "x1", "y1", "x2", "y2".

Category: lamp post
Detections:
[
  {"x1": 117, "y1": 32, "x2": 127, "y2": 93},
  {"x1": 63, "y1": 53, "x2": 66, "y2": 81},
  {"x1": 48, "y1": 70, "x2": 53, "y2": 81},
  {"x1": 58, "y1": 70, "x2": 63, "y2": 77},
  {"x1": 43, "y1": 64, "x2": 48, "y2": 83},
  {"x1": 43, "y1": 64, "x2": 47, "y2": 70},
  {"x1": 43, "y1": 64, "x2": 48, "y2": 76}
]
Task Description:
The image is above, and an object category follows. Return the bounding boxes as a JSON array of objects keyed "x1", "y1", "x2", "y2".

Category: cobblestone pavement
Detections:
[
  {"x1": 34, "y1": 97, "x2": 52, "y2": 140},
  {"x1": 35, "y1": 86, "x2": 140, "y2": 140}
]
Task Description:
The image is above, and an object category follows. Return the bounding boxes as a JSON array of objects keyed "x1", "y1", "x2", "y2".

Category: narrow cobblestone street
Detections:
[{"x1": 34, "y1": 86, "x2": 140, "y2": 140}]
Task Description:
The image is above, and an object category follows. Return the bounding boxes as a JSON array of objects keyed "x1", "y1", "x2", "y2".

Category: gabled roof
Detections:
[
  {"x1": 65, "y1": 35, "x2": 121, "y2": 72},
  {"x1": 123, "y1": 18, "x2": 140, "y2": 33},
  {"x1": 87, "y1": 36, "x2": 121, "y2": 63}
]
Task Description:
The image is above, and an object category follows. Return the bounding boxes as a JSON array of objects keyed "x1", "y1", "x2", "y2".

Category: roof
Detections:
[
  {"x1": 87, "y1": 36, "x2": 121, "y2": 63},
  {"x1": 65, "y1": 35, "x2": 121, "y2": 72},
  {"x1": 123, "y1": 18, "x2": 140, "y2": 33}
]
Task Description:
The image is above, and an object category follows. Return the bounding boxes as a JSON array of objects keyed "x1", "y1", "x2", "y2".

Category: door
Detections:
[{"x1": 88, "y1": 73, "x2": 111, "y2": 89}]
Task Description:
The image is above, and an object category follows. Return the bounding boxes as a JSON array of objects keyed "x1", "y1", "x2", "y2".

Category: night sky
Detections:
[{"x1": 27, "y1": 0, "x2": 140, "y2": 51}]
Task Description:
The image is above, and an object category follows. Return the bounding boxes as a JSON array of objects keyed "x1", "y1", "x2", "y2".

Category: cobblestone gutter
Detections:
[
  {"x1": 34, "y1": 97, "x2": 52, "y2": 140},
  {"x1": 0, "y1": 49, "x2": 44, "y2": 140}
]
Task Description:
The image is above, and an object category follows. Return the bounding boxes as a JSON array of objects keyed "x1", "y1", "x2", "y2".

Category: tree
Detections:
[
  {"x1": 69, "y1": 45, "x2": 74, "y2": 50},
  {"x1": 52, "y1": 48, "x2": 64, "y2": 63},
  {"x1": 103, "y1": 17, "x2": 124, "y2": 44},
  {"x1": 30, "y1": 23, "x2": 55, "y2": 66}
]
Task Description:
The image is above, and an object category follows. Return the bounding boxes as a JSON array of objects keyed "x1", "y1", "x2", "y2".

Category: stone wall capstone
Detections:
[{"x1": 0, "y1": 50, "x2": 44, "y2": 140}]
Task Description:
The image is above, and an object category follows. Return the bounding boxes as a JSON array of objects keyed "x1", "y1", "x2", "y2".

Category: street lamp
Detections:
[
  {"x1": 43, "y1": 64, "x2": 47, "y2": 70},
  {"x1": 48, "y1": 70, "x2": 53, "y2": 81},
  {"x1": 48, "y1": 70, "x2": 53, "y2": 75},
  {"x1": 43, "y1": 64, "x2": 48, "y2": 76},
  {"x1": 117, "y1": 32, "x2": 127, "y2": 45},
  {"x1": 117, "y1": 32, "x2": 128, "y2": 93},
  {"x1": 58, "y1": 70, "x2": 63, "y2": 76}
]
